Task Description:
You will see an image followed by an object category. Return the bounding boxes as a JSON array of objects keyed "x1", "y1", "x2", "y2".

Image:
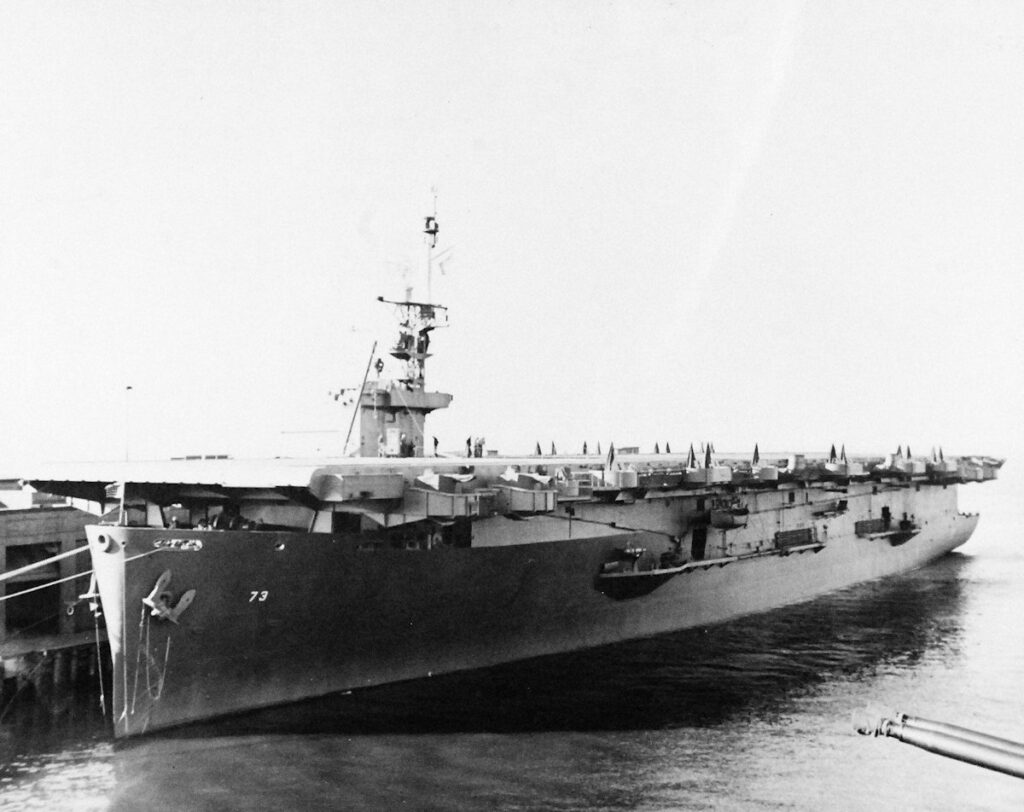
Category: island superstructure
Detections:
[{"x1": 27, "y1": 214, "x2": 1002, "y2": 738}]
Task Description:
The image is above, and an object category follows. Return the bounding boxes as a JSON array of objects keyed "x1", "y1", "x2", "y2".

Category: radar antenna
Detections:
[
  {"x1": 424, "y1": 188, "x2": 439, "y2": 302},
  {"x1": 376, "y1": 295, "x2": 448, "y2": 389}
]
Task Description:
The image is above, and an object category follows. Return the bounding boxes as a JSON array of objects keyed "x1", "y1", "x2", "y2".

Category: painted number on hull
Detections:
[{"x1": 249, "y1": 591, "x2": 269, "y2": 603}]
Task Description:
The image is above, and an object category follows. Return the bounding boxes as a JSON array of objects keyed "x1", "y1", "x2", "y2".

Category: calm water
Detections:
[{"x1": 1, "y1": 472, "x2": 1022, "y2": 811}]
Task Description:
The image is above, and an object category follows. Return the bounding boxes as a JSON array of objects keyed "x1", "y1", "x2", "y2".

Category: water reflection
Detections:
[{"x1": 0, "y1": 708, "x2": 113, "y2": 809}]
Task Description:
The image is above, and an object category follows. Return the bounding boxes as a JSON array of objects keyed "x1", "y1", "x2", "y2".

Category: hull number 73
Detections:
[{"x1": 249, "y1": 591, "x2": 269, "y2": 602}]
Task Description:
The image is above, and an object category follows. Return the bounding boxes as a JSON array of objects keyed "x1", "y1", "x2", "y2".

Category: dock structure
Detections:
[
  {"x1": 0, "y1": 629, "x2": 109, "y2": 712},
  {"x1": 0, "y1": 480, "x2": 94, "y2": 643},
  {"x1": 0, "y1": 480, "x2": 105, "y2": 711}
]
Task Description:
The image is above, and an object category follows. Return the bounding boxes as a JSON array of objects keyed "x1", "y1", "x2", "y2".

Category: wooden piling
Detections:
[
  {"x1": 69, "y1": 645, "x2": 80, "y2": 688},
  {"x1": 0, "y1": 631, "x2": 109, "y2": 716}
]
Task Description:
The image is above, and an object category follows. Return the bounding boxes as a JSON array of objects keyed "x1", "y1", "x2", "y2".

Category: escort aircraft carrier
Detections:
[{"x1": 27, "y1": 216, "x2": 1002, "y2": 738}]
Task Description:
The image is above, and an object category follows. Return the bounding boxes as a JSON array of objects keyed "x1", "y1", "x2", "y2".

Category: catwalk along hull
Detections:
[{"x1": 86, "y1": 479, "x2": 979, "y2": 738}]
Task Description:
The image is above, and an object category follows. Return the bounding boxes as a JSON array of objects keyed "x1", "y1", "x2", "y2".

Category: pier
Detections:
[
  {"x1": 0, "y1": 629, "x2": 109, "y2": 716},
  {"x1": 0, "y1": 479, "x2": 106, "y2": 713}
]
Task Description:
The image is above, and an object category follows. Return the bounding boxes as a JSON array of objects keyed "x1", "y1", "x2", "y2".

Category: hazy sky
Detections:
[{"x1": 2, "y1": 1, "x2": 1022, "y2": 471}]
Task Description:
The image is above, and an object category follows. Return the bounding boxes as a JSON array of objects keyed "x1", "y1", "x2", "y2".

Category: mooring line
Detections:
[
  {"x1": 0, "y1": 569, "x2": 94, "y2": 602},
  {"x1": 0, "y1": 547, "x2": 164, "y2": 603},
  {"x1": 0, "y1": 545, "x2": 91, "y2": 584}
]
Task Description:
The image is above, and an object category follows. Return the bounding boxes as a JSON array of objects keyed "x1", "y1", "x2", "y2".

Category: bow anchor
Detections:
[{"x1": 142, "y1": 569, "x2": 196, "y2": 623}]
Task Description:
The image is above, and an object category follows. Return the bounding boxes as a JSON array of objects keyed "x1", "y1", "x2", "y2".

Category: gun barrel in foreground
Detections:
[{"x1": 856, "y1": 711, "x2": 1024, "y2": 780}]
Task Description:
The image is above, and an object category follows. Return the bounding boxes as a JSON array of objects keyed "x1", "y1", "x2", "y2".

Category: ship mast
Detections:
[
  {"x1": 354, "y1": 209, "x2": 453, "y2": 457},
  {"x1": 382, "y1": 202, "x2": 447, "y2": 389}
]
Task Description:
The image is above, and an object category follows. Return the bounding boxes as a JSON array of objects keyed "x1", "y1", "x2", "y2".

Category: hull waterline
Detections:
[{"x1": 88, "y1": 497, "x2": 978, "y2": 738}]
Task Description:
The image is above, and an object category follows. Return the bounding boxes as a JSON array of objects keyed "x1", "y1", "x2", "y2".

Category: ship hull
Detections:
[{"x1": 87, "y1": 487, "x2": 979, "y2": 738}]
